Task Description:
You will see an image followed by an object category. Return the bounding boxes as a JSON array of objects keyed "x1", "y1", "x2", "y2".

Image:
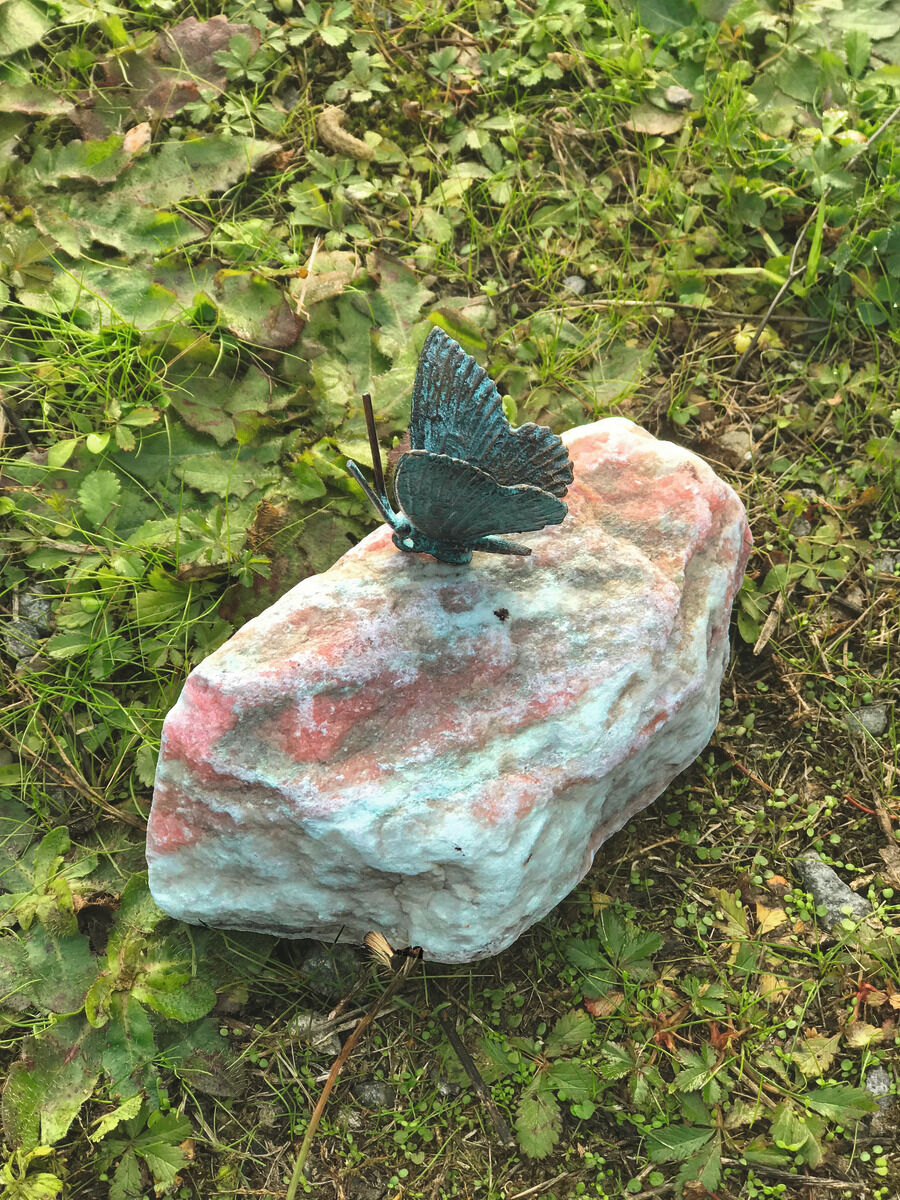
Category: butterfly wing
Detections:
[
  {"x1": 408, "y1": 328, "x2": 574, "y2": 498},
  {"x1": 394, "y1": 451, "x2": 567, "y2": 543}
]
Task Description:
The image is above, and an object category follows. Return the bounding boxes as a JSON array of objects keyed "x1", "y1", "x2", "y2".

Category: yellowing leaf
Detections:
[
  {"x1": 789, "y1": 1032, "x2": 841, "y2": 1077},
  {"x1": 756, "y1": 902, "x2": 788, "y2": 934},
  {"x1": 845, "y1": 1021, "x2": 885, "y2": 1048},
  {"x1": 759, "y1": 973, "x2": 792, "y2": 1004}
]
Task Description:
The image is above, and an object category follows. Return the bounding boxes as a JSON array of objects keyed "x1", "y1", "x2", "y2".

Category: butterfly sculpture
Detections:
[{"x1": 346, "y1": 328, "x2": 574, "y2": 564}]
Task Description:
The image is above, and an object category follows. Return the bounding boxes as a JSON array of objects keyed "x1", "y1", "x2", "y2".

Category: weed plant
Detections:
[{"x1": 0, "y1": 0, "x2": 899, "y2": 1197}]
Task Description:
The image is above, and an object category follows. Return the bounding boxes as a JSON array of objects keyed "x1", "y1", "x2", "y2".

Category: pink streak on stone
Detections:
[{"x1": 163, "y1": 675, "x2": 238, "y2": 762}]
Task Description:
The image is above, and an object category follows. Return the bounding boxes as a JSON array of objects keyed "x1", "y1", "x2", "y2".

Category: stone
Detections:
[
  {"x1": 844, "y1": 703, "x2": 890, "y2": 738},
  {"x1": 146, "y1": 418, "x2": 751, "y2": 963},
  {"x1": 664, "y1": 85, "x2": 694, "y2": 108},
  {"x1": 2, "y1": 618, "x2": 44, "y2": 661},
  {"x1": 865, "y1": 1065, "x2": 895, "y2": 1135},
  {"x1": 562, "y1": 274, "x2": 587, "y2": 295},
  {"x1": 795, "y1": 851, "x2": 872, "y2": 930},
  {"x1": 297, "y1": 941, "x2": 363, "y2": 1000},
  {"x1": 351, "y1": 1080, "x2": 397, "y2": 1109}
]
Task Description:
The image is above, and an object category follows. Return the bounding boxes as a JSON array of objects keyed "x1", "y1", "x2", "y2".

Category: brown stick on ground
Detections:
[
  {"x1": 436, "y1": 1006, "x2": 515, "y2": 1147},
  {"x1": 285, "y1": 949, "x2": 420, "y2": 1200}
]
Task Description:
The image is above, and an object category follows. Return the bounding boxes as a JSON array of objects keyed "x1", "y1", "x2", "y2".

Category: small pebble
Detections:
[
  {"x1": 562, "y1": 275, "x2": 587, "y2": 296},
  {"x1": 287, "y1": 1009, "x2": 341, "y2": 1055},
  {"x1": 299, "y1": 942, "x2": 363, "y2": 1000},
  {"x1": 351, "y1": 1079, "x2": 397, "y2": 1109},
  {"x1": 866, "y1": 1065, "x2": 895, "y2": 1135},
  {"x1": 718, "y1": 427, "x2": 753, "y2": 463},
  {"x1": 664, "y1": 84, "x2": 693, "y2": 107},
  {"x1": 844, "y1": 704, "x2": 890, "y2": 738},
  {"x1": 873, "y1": 551, "x2": 898, "y2": 575},
  {"x1": 791, "y1": 518, "x2": 811, "y2": 537},
  {"x1": 17, "y1": 592, "x2": 53, "y2": 630},
  {"x1": 2, "y1": 619, "x2": 44, "y2": 661},
  {"x1": 795, "y1": 851, "x2": 871, "y2": 930}
]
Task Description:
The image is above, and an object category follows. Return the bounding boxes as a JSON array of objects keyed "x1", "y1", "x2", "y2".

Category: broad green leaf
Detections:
[
  {"x1": 772, "y1": 1102, "x2": 810, "y2": 1151},
  {"x1": 24, "y1": 929, "x2": 97, "y2": 1014},
  {"x1": 90, "y1": 1094, "x2": 143, "y2": 1142},
  {"x1": 2, "y1": 1017, "x2": 102, "y2": 1150},
  {"x1": 829, "y1": 6, "x2": 900, "y2": 38},
  {"x1": 214, "y1": 270, "x2": 302, "y2": 349},
  {"x1": 564, "y1": 938, "x2": 606, "y2": 970},
  {"x1": 109, "y1": 1148, "x2": 141, "y2": 1200},
  {"x1": 46, "y1": 438, "x2": 79, "y2": 468},
  {"x1": 677, "y1": 1133, "x2": 722, "y2": 1193},
  {"x1": 472, "y1": 1035, "x2": 517, "y2": 1081},
  {"x1": 0, "y1": 84, "x2": 70, "y2": 114},
  {"x1": 514, "y1": 1089, "x2": 561, "y2": 1159},
  {"x1": 635, "y1": 0, "x2": 695, "y2": 34},
  {"x1": 133, "y1": 976, "x2": 216, "y2": 1022},
  {"x1": 805, "y1": 1085, "x2": 879, "y2": 1122},
  {"x1": 133, "y1": 1111, "x2": 192, "y2": 1187},
  {"x1": 77, "y1": 470, "x2": 121, "y2": 526},
  {"x1": 646, "y1": 1124, "x2": 715, "y2": 1162},
  {"x1": 69, "y1": 262, "x2": 184, "y2": 329},
  {"x1": 0, "y1": 1147, "x2": 64, "y2": 1200},
  {"x1": 0, "y1": 0, "x2": 52, "y2": 56},
  {"x1": 425, "y1": 162, "x2": 491, "y2": 207},
  {"x1": 845, "y1": 30, "x2": 872, "y2": 77},
  {"x1": 32, "y1": 135, "x2": 280, "y2": 258},
  {"x1": 175, "y1": 444, "x2": 283, "y2": 500},
  {"x1": 28, "y1": 136, "x2": 130, "y2": 187},
  {"x1": 789, "y1": 1032, "x2": 841, "y2": 1077},
  {"x1": 417, "y1": 206, "x2": 453, "y2": 243},
  {"x1": 101, "y1": 993, "x2": 156, "y2": 1099},
  {"x1": 544, "y1": 1060, "x2": 594, "y2": 1103},
  {"x1": 544, "y1": 1010, "x2": 593, "y2": 1057},
  {"x1": 600, "y1": 1041, "x2": 635, "y2": 1080},
  {"x1": 0, "y1": 935, "x2": 29, "y2": 1012}
]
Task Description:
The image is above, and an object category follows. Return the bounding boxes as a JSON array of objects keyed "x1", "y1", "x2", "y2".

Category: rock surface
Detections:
[{"x1": 147, "y1": 418, "x2": 752, "y2": 963}]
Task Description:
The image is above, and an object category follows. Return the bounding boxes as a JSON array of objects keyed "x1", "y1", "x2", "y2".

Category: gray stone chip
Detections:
[{"x1": 795, "y1": 851, "x2": 871, "y2": 930}]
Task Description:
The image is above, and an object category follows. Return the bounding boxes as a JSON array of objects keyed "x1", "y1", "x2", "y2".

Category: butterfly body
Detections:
[{"x1": 347, "y1": 328, "x2": 573, "y2": 564}]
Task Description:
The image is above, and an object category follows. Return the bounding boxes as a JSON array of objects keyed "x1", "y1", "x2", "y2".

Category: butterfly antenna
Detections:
[{"x1": 361, "y1": 392, "x2": 387, "y2": 501}]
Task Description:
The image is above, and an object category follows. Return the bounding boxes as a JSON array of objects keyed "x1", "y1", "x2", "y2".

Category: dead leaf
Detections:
[
  {"x1": 759, "y1": 973, "x2": 792, "y2": 1004},
  {"x1": 123, "y1": 122, "x2": 152, "y2": 156},
  {"x1": 317, "y1": 106, "x2": 374, "y2": 160},
  {"x1": 584, "y1": 991, "x2": 624, "y2": 1018},
  {"x1": 69, "y1": 16, "x2": 257, "y2": 135},
  {"x1": 756, "y1": 901, "x2": 789, "y2": 934},
  {"x1": 364, "y1": 930, "x2": 395, "y2": 969},
  {"x1": 879, "y1": 843, "x2": 900, "y2": 888},
  {"x1": 664, "y1": 84, "x2": 694, "y2": 108},
  {"x1": 845, "y1": 1021, "x2": 884, "y2": 1048},
  {"x1": 624, "y1": 104, "x2": 686, "y2": 136}
]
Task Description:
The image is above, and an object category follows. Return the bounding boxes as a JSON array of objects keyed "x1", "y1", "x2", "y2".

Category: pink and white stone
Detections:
[{"x1": 146, "y1": 418, "x2": 752, "y2": 963}]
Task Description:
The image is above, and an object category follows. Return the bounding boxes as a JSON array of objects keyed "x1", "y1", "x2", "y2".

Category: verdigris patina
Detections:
[{"x1": 346, "y1": 328, "x2": 573, "y2": 564}]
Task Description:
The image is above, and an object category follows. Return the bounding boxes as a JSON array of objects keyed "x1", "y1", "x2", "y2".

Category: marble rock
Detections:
[{"x1": 146, "y1": 418, "x2": 751, "y2": 963}]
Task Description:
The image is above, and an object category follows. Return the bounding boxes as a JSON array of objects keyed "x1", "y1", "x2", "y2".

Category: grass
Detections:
[{"x1": 1, "y1": 0, "x2": 899, "y2": 1197}]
